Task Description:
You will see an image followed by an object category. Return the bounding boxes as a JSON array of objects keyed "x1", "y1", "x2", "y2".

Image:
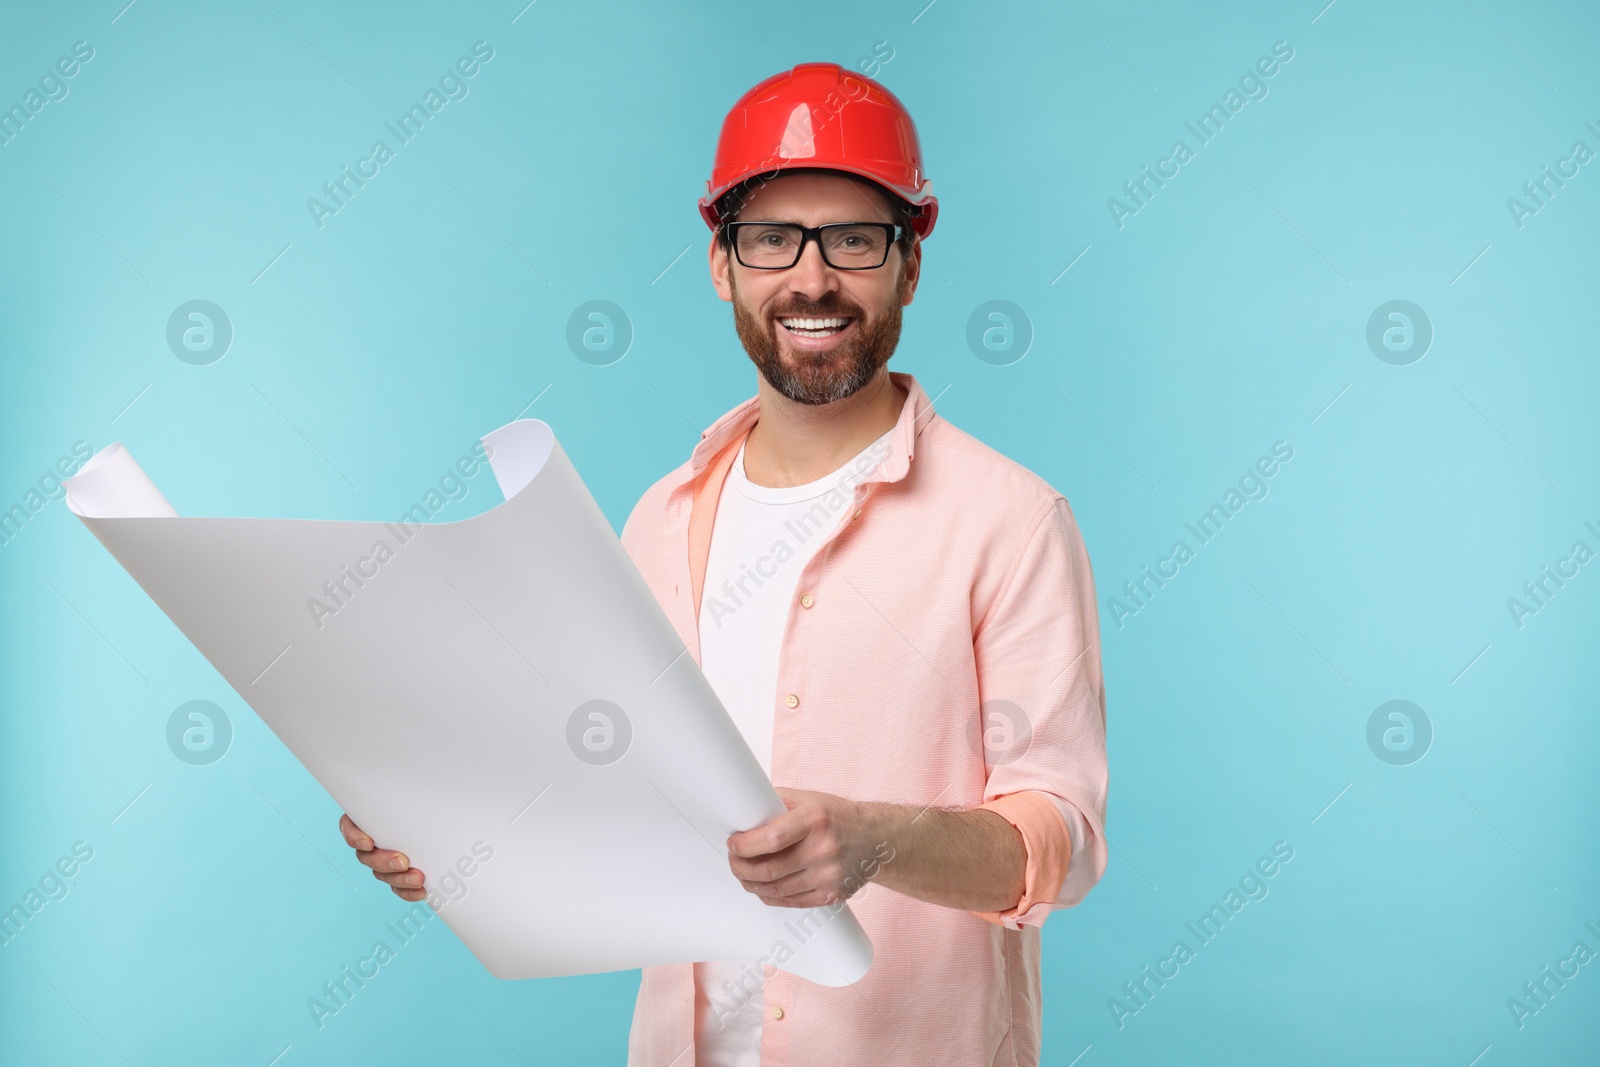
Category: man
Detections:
[{"x1": 340, "y1": 62, "x2": 1108, "y2": 1066}]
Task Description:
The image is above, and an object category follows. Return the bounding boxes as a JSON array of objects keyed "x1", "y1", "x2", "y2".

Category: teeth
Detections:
[{"x1": 779, "y1": 317, "x2": 849, "y2": 330}]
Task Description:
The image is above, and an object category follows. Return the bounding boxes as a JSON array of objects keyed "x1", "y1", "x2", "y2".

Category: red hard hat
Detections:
[{"x1": 698, "y1": 62, "x2": 938, "y2": 239}]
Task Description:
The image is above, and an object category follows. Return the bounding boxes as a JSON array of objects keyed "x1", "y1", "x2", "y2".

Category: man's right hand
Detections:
[{"x1": 339, "y1": 813, "x2": 427, "y2": 902}]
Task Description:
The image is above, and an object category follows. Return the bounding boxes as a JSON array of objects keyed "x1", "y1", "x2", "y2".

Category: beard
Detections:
[{"x1": 730, "y1": 271, "x2": 904, "y2": 406}]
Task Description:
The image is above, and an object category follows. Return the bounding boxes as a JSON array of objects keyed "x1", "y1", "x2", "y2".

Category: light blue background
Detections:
[{"x1": 3, "y1": 1, "x2": 1597, "y2": 1064}]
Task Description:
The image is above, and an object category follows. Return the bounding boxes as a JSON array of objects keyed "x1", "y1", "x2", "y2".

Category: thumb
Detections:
[{"x1": 774, "y1": 786, "x2": 805, "y2": 811}]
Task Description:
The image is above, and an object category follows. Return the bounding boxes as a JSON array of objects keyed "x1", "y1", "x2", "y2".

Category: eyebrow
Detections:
[{"x1": 734, "y1": 218, "x2": 896, "y2": 226}]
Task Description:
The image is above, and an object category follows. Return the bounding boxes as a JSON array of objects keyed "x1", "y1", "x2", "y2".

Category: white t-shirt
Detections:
[{"x1": 692, "y1": 427, "x2": 892, "y2": 1067}]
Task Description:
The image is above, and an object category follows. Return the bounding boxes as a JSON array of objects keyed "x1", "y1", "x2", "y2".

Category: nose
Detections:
[{"x1": 784, "y1": 235, "x2": 839, "y2": 303}]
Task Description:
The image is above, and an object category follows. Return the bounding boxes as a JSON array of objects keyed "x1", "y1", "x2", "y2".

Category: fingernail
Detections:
[{"x1": 389, "y1": 856, "x2": 407, "y2": 872}]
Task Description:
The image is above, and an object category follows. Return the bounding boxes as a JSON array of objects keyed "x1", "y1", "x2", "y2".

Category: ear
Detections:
[
  {"x1": 709, "y1": 234, "x2": 733, "y2": 303},
  {"x1": 898, "y1": 236, "x2": 922, "y2": 307}
]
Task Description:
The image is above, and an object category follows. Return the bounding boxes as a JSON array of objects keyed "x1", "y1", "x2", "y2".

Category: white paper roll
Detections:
[{"x1": 61, "y1": 421, "x2": 874, "y2": 986}]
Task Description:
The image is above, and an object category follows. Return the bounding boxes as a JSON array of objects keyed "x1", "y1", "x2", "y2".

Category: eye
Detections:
[{"x1": 741, "y1": 226, "x2": 797, "y2": 248}]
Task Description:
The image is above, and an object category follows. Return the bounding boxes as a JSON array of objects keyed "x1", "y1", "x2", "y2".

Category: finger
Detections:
[
  {"x1": 371, "y1": 867, "x2": 427, "y2": 890},
  {"x1": 728, "y1": 839, "x2": 808, "y2": 884},
  {"x1": 355, "y1": 848, "x2": 412, "y2": 874},
  {"x1": 339, "y1": 814, "x2": 373, "y2": 850},
  {"x1": 390, "y1": 885, "x2": 428, "y2": 902},
  {"x1": 738, "y1": 868, "x2": 813, "y2": 900},
  {"x1": 756, "y1": 887, "x2": 841, "y2": 910},
  {"x1": 728, "y1": 807, "x2": 809, "y2": 859}
]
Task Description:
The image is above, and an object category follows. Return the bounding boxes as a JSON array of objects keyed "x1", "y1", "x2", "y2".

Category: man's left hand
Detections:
[{"x1": 726, "y1": 787, "x2": 886, "y2": 909}]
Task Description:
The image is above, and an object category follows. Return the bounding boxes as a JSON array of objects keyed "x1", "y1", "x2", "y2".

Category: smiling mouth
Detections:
[{"x1": 778, "y1": 316, "x2": 854, "y2": 339}]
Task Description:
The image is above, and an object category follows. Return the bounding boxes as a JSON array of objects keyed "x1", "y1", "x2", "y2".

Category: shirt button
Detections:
[
  {"x1": 852, "y1": 507, "x2": 862, "y2": 519},
  {"x1": 785, "y1": 693, "x2": 799, "y2": 709},
  {"x1": 771, "y1": 1005, "x2": 785, "y2": 1020},
  {"x1": 799, "y1": 594, "x2": 814, "y2": 608}
]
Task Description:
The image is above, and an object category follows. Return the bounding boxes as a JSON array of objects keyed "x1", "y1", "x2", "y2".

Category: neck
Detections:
[{"x1": 741, "y1": 368, "x2": 904, "y2": 488}]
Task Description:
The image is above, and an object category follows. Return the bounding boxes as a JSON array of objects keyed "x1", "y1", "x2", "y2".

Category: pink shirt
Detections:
[{"x1": 619, "y1": 371, "x2": 1108, "y2": 1066}]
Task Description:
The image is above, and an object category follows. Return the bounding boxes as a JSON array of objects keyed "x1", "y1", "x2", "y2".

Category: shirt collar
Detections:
[{"x1": 688, "y1": 370, "x2": 936, "y2": 486}]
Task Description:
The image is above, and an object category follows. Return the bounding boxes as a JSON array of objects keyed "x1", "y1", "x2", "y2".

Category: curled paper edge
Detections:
[{"x1": 64, "y1": 442, "x2": 179, "y2": 519}]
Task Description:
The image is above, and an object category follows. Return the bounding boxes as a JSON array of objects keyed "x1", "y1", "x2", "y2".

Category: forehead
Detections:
[{"x1": 736, "y1": 171, "x2": 895, "y2": 223}]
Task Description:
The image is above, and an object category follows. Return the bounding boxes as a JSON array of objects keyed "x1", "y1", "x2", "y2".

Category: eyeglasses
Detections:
[{"x1": 726, "y1": 221, "x2": 903, "y2": 270}]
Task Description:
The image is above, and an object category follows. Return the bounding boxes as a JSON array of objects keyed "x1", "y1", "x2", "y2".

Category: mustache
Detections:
[{"x1": 770, "y1": 299, "x2": 863, "y2": 319}]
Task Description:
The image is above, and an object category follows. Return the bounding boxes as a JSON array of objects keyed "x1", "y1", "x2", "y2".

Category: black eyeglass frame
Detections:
[{"x1": 724, "y1": 221, "x2": 906, "y2": 270}]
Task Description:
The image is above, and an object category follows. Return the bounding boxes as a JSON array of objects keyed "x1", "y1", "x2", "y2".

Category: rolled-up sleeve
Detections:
[{"x1": 968, "y1": 495, "x2": 1108, "y2": 931}]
